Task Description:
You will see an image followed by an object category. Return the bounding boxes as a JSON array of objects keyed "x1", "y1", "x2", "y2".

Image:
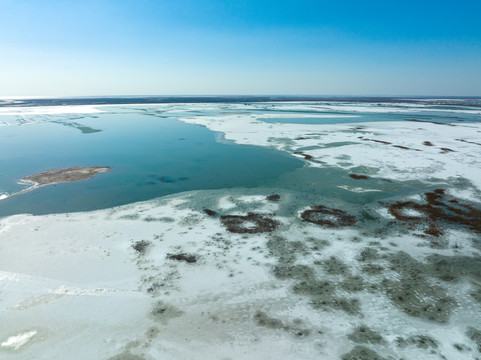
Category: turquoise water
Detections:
[
  {"x1": 0, "y1": 109, "x2": 302, "y2": 217},
  {"x1": 1, "y1": 101, "x2": 479, "y2": 217}
]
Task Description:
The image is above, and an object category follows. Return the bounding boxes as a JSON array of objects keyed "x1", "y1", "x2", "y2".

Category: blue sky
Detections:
[{"x1": 0, "y1": 0, "x2": 480, "y2": 96}]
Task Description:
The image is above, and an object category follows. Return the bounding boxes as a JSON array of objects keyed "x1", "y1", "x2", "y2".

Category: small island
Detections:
[{"x1": 22, "y1": 166, "x2": 111, "y2": 185}]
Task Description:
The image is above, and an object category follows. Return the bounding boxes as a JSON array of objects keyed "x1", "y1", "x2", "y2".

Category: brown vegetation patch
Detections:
[
  {"x1": 203, "y1": 209, "x2": 217, "y2": 216},
  {"x1": 388, "y1": 189, "x2": 481, "y2": 237},
  {"x1": 349, "y1": 174, "x2": 368, "y2": 180},
  {"x1": 132, "y1": 240, "x2": 151, "y2": 255},
  {"x1": 301, "y1": 205, "x2": 356, "y2": 228},
  {"x1": 363, "y1": 138, "x2": 392, "y2": 145},
  {"x1": 363, "y1": 138, "x2": 420, "y2": 151},
  {"x1": 168, "y1": 253, "x2": 197, "y2": 263},
  {"x1": 293, "y1": 151, "x2": 313, "y2": 160},
  {"x1": 392, "y1": 145, "x2": 421, "y2": 151},
  {"x1": 405, "y1": 118, "x2": 456, "y2": 126},
  {"x1": 266, "y1": 194, "x2": 281, "y2": 201},
  {"x1": 221, "y1": 213, "x2": 279, "y2": 233}
]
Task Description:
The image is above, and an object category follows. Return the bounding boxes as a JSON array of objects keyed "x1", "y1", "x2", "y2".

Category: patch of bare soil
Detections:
[{"x1": 22, "y1": 166, "x2": 110, "y2": 185}]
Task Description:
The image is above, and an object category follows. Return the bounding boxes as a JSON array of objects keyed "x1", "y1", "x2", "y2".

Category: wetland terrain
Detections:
[{"x1": 0, "y1": 98, "x2": 480, "y2": 359}]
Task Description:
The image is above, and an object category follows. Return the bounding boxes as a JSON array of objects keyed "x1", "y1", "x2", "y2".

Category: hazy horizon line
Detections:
[{"x1": 1, "y1": 94, "x2": 480, "y2": 100}]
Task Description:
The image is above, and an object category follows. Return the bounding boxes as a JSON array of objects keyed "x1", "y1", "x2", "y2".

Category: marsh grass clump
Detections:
[
  {"x1": 349, "y1": 174, "x2": 368, "y2": 180},
  {"x1": 387, "y1": 251, "x2": 426, "y2": 279},
  {"x1": 341, "y1": 345, "x2": 386, "y2": 360},
  {"x1": 322, "y1": 256, "x2": 349, "y2": 275},
  {"x1": 132, "y1": 240, "x2": 151, "y2": 255},
  {"x1": 273, "y1": 264, "x2": 316, "y2": 281},
  {"x1": 358, "y1": 248, "x2": 380, "y2": 262},
  {"x1": 467, "y1": 327, "x2": 481, "y2": 353},
  {"x1": 266, "y1": 236, "x2": 299, "y2": 264},
  {"x1": 293, "y1": 279, "x2": 335, "y2": 297},
  {"x1": 167, "y1": 253, "x2": 197, "y2": 263},
  {"x1": 361, "y1": 264, "x2": 384, "y2": 275},
  {"x1": 108, "y1": 351, "x2": 145, "y2": 360},
  {"x1": 221, "y1": 213, "x2": 279, "y2": 233},
  {"x1": 267, "y1": 236, "x2": 361, "y2": 315},
  {"x1": 293, "y1": 151, "x2": 314, "y2": 160},
  {"x1": 348, "y1": 325, "x2": 385, "y2": 344},
  {"x1": 203, "y1": 209, "x2": 217, "y2": 216},
  {"x1": 301, "y1": 205, "x2": 356, "y2": 228},
  {"x1": 254, "y1": 311, "x2": 310, "y2": 337},
  {"x1": 359, "y1": 210, "x2": 378, "y2": 222},
  {"x1": 306, "y1": 237, "x2": 331, "y2": 251},
  {"x1": 311, "y1": 294, "x2": 361, "y2": 315},
  {"x1": 388, "y1": 189, "x2": 481, "y2": 237},
  {"x1": 254, "y1": 311, "x2": 285, "y2": 329},
  {"x1": 293, "y1": 279, "x2": 360, "y2": 314},
  {"x1": 470, "y1": 288, "x2": 481, "y2": 303},
  {"x1": 426, "y1": 254, "x2": 481, "y2": 283},
  {"x1": 382, "y1": 251, "x2": 456, "y2": 322},
  {"x1": 146, "y1": 326, "x2": 160, "y2": 339},
  {"x1": 453, "y1": 343, "x2": 470, "y2": 352},
  {"x1": 272, "y1": 262, "x2": 360, "y2": 315},
  {"x1": 340, "y1": 275, "x2": 365, "y2": 292},
  {"x1": 266, "y1": 194, "x2": 281, "y2": 201},
  {"x1": 396, "y1": 335, "x2": 439, "y2": 349},
  {"x1": 357, "y1": 247, "x2": 385, "y2": 275},
  {"x1": 150, "y1": 301, "x2": 183, "y2": 324}
]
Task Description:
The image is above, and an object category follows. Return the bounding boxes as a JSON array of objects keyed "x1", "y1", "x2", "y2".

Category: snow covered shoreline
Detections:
[{"x1": 177, "y1": 110, "x2": 481, "y2": 190}]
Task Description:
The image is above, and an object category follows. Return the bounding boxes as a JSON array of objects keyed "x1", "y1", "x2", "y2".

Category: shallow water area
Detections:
[{"x1": 0, "y1": 106, "x2": 303, "y2": 217}]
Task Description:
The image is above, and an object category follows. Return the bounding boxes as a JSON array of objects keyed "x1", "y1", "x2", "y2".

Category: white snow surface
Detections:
[{"x1": 177, "y1": 110, "x2": 481, "y2": 190}]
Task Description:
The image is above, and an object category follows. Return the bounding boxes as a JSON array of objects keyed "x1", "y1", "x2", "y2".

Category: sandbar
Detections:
[{"x1": 22, "y1": 166, "x2": 111, "y2": 185}]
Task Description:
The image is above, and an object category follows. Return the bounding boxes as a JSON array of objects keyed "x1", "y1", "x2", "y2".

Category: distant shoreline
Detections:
[{"x1": 1, "y1": 96, "x2": 480, "y2": 108}]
